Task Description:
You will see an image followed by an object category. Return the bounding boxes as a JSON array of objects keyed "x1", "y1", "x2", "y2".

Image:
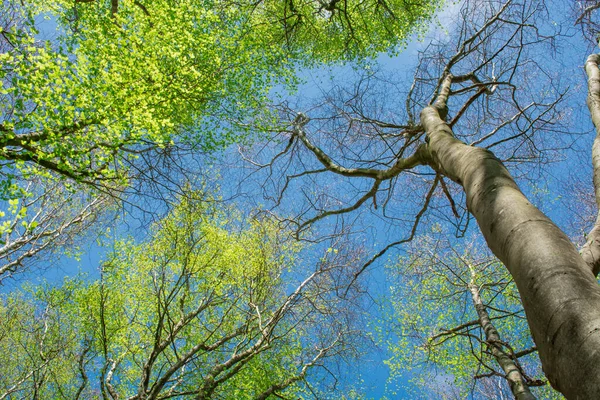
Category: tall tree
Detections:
[{"x1": 242, "y1": 0, "x2": 600, "y2": 397}]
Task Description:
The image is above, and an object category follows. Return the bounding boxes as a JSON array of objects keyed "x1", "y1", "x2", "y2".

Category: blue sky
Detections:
[{"x1": 2, "y1": 0, "x2": 596, "y2": 398}]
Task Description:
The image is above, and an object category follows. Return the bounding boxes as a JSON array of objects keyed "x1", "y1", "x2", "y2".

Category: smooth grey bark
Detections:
[
  {"x1": 581, "y1": 54, "x2": 600, "y2": 276},
  {"x1": 467, "y1": 268, "x2": 536, "y2": 400},
  {"x1": 421, "y1": 74, "x2": 600, "y2": 399}
]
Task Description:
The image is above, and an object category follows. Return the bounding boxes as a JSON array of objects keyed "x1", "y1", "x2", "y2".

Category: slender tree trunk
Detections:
[
  {"x1": 467, "y1": 268, "x2": 536, "y2": 400},
  {"x1": 421, "y1": 74, "x2": 600, "y2": 399},
  {"x1": 581, "y1": 54, "x2": 600, "y2": 276}
]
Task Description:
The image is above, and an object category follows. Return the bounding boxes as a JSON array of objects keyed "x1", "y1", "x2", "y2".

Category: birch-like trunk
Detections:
[
  {"x1": 467, "y1": 268, "x2": 535, "y2": 400},
  {"x1": 581, "y1": 54, "x2": 600, "y2": 276},
  {"x1": 421, "y1": 74, "x2": 600, "y2": 399}
]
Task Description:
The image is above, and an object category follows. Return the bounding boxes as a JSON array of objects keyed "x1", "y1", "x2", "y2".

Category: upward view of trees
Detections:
[
  {"x1": 4, "y1": 0, "x2": 600, "y2": 398},
  {"x1": 0, "y1": 193, "x2": 368, "y2": 398},
  {"x1": 0, "y1": 0, "x2": 441, "y2": 278},
  {"x1": 243, "y1": 0, "x2": 600, "y2": 397}
]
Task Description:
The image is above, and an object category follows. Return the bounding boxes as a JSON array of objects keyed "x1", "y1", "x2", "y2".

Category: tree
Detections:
[
  {"x1": 241, "y1": 0, "x2": 600, "y2": 396},
  {"x1": 0, "y1": 0, "x2": 442, "y2": 279},
  {"x1": 383, "y1": 235, "x2": 554, "y2": 399},
  {"x1": 0, "y1": 177, "x2": 110, "y2": 281},
  {"x1": 0, "y1": 192, "x2": 369, "y2": 399}
]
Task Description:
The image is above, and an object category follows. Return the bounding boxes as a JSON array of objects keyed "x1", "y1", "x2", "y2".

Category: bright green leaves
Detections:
[
  {"x1": 0, "y1": 0, "x2": 444, "y2": 234},
  {"x1": 1, "y1": 0, "x2": 293, "y2": 189},
  {"x1": 102, "y1": 193, "x2": 294, "y2": 307},
  {"x1": 380, "y1": 236, "x2": 557, "y2": 398},
  {"x1": 0, "y1": 194, "x2": 324, "y2": 398},
  {"x1": 0, "y1": 0, "x2": 444, "y2": 190},
  {"x1": 243, "y1": 0, "x2": 443, "y2": 61},
  {"x1": 0, "y1": 286, "x2": 84, "y2": 399}
]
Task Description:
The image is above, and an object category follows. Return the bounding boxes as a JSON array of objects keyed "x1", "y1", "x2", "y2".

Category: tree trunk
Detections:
[
  {"x1": 467, "y1": 275, "x2": 536, "y2": 399},
  {"x1": 581, "y1": 54, "x2": 600, "y2": 276},
  {"x1": 421, "y1": 75, "x2": 600, "y2": 399}
]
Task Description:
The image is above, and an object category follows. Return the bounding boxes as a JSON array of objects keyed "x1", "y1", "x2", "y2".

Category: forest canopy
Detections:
[
  {"x1": 0, "y1": 0, "x2": 441, "y2": 276},
  {"x1": 4, "y1": 0, "x2": 600, "y2": 399},
  {"x1": 0, "y1": 194, "x2": 368, "y2": 398}
]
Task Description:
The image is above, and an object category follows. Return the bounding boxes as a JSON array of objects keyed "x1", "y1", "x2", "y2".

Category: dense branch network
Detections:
[
  {"x1": 243, "y1": 0, "x2": 564, "y2": 280},
  {"x1": 241, "y1": 0, "x2": 600, "y2": 397}
]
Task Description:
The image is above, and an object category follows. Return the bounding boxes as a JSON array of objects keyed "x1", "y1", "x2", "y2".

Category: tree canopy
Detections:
[
  {"x1": 0, "y1": 0, "x2": 442, "y2": 279},
  {"x1": 1, "y1": 0, "x2": 442, "y2": 186},
  {"x1": 6, "y1": 0, "x2": 600, "y2": 398},
  {"x1": 0, "y1": 193, "x2": 368, "y2": 398}
]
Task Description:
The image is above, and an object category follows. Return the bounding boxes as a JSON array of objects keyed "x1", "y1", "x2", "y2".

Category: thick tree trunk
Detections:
[{"x1": 421, "y1": 75, "x2": 600, "y2": 398}]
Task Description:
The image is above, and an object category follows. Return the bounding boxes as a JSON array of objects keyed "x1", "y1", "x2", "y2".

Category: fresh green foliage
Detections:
[
  {"x1": 1, "y1": 0, "x2": 290, "y2": 185},
  {"x1": 381, "y1": 235, "x2": 562, "y2": 399},
  {"x1": 0, "y1": 0, "x2": 442, "y2": 186},
  {"x1": 0, "y1": 194, "x2": 360, "y2": 398},
  {"x1": 242, "y1": 0, "x2": 442, "y2": 61},
  {"x1": 0, "y1": 0, "x2": 442, "y2": 279}
]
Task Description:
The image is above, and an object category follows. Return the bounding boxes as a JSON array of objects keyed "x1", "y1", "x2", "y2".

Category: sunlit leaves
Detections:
[
  {"x1": 381, "y1": 235, "x2": 560, "y2": 398},
  {"x1": 1, "y1": 0, "x2": 443, "y2": 192},
  {"x1": 246, "y1": 0, "x2": 443, "y2": 61},
  {"x1": 0, "y1": 194, "x2": 325, "y2": 398}
]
